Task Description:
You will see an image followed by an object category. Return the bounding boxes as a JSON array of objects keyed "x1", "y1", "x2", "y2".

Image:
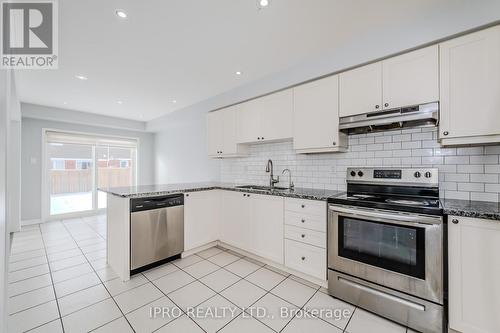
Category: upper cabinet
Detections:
[
  {"x1": 293, "y1": 75, "x2": 347, "y2": 153},
  {"x1": 439, "y1": 25, "x2": 500, "y2": 145},
  {"x1": 382, "y1": 45, "x2": 439, "y2": 109},
  {"x1": 339, "y1": 45, "x2": 439, "y2": 117},
  {"x1": 339, "y1": 62, "x2": 383, "y2": 117},
  {"x1": 207, "y1": 105, "x2": 248, "y2": 158},
  {"x1": 237, "y1": 89, "x2": 293, "y2": 143}
]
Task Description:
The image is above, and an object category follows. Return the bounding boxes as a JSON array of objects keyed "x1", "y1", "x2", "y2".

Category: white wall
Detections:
[
  {"x1": 0, "y1": 69, "x2": 15, "y2": 333},
  {"x1": 7, "y1": 74, "x2": 21, "y2": 233},
  {"x1": 20, "y1": 115, "x2": 155, "y2": 221},
  {"x1": 154, "y1": 107, "x2": 220, "y2": 184}
]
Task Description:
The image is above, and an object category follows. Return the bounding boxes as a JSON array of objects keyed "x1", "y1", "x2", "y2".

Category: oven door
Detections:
[{"x1": 328, "y1": 204, "x2": 443, "y2": 304}]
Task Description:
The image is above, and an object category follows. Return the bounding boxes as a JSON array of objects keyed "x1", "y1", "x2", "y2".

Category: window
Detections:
[{"x1": 45, "y1": 130, "x2": 138, "y2": 217}]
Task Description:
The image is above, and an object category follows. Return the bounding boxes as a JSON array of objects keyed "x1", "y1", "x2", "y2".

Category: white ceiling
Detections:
[{"x1": 15, "y1": 0, "x2": 500, "y2": 122}]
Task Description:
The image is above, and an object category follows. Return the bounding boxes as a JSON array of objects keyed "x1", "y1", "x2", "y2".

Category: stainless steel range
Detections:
[{"x1": 328, "y1": 168, "x2": 445, "y2": 333}]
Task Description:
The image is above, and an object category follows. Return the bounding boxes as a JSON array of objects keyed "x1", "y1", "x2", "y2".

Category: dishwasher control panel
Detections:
[{"x1": 130, "y1": 194, "x2": 184, "y2": 212}]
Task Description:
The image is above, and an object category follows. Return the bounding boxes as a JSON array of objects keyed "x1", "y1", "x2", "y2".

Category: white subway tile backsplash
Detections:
[
  {"x1": 220, "y1": 128, "x2": 500, "y2": 202},
  {"x1": 458, "y1": 183, "x2": 484, "y2": 192}
]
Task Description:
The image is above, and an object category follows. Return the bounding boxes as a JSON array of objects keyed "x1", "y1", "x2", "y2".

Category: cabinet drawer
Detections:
[
  {"x1": 284, "y1": 211, "x2": 326, "y2": 232},
  {"x1": 285, "y1": 198, "x2": 326, "y2": 217},
  {"x1": 285, "y1": 225, "x2": 326, "y2": 249},
  {"x1": 285, "y1": 239, "x2": 326, "y2": 280}
]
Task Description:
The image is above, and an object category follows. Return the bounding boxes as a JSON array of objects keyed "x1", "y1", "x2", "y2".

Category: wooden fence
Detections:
[{"x1": 50, "y1": 168, "x2": 133, "y2": 194}]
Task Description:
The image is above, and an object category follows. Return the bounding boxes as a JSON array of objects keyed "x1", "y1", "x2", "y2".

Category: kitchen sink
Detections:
[{"x1": 236, "y1": 185, "x2": 289, "y2": 191}]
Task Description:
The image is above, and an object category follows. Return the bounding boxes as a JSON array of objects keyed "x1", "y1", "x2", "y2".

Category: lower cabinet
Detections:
[
  {"x1": 184, "y1": 191, "x2": 221, "y2": 251},
  {"x1": 220, "y1": 191, "x2": 284, "y2": 264},
  {"x1": 249, "y1": 194, "x2": 284, "y2": 264},
  {"x1": 284, "y1": 239, "x2": 326, "y2": 280},
  {"x1": 448, "y1": 215, "x2": 500, "y2": 333},
  {"x1": 220, "y1": 191, "x2": 251, "y2": 251}
]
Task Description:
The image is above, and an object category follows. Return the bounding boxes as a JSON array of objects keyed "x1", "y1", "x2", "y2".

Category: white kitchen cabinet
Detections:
[
  {"x1": 439, "y1": 25, "x2": 500, "y2": 145},
  {"x1": 237, "y1": 89, "x2": 293, "y2": 144},
  {"x1": 207, "y1": 105, "x2": 248, "y2": 158},
  {"x1": 249, "y1": 194, "x2": 284, "y2": 264},
  {"x1": 382, "y1": 45, "x2": 439, "y2": 109},
  {"x1": 285, "y1": 239, "x2": 326, "y2": 280},
  {"x1": 184, "y1": 191, "x2": 220, "y2": 251},
  {"x1": 339, "y1": 62, "x2": 383, "y2": 117},
  {"x1": 220, "y1": 191, "x2": 251, "y2": 251},
  {"x1": 293, "y1": 75, "x2": 347, "y2": 153},
  {"x1": 448, "y1": 216, "x2": 500, "y2": 333},
  {"x1": 339, "y1": 46, "x2": 438, "y2": 117}
]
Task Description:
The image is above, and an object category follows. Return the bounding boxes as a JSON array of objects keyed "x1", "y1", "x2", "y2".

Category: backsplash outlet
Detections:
[{"x1": 220, "y1": 128, "x2": 500, "y2": 202}]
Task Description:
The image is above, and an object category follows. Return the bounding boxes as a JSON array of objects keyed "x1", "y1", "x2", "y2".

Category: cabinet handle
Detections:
[
  {"x1": 301, "y1": 219, "x2": 305, "y2": 223},
  {"x1": 375, "y1": 105, "x2": 380, "y2": 109},
  {"x1": 262, "y1": 137, "x2": 264, "y2": 140},
  {"x1": 301, "y1": 234, "x2": 305, "y2": 238},
  {"x1": 301, "y1": 204, "x2": 305, "y2": 208},
  {"x1": 332, "y1": 141, "x2": 336, "y2": 146},
  {"x1": 243, "y1": 194, "x2": 246, "y2": 197},
  {"x1": 443, "y1": 131, "x2": 449, "y2": 136},
  {"x1": 247, "y1": 194, "x2": 251, "y2": 197},
  {"x1": 257, "y1": 137, "x2": 261, "y2": 140},
  {"x1": 384, "y1": 103, "x2": 389, "y2": 107},
  {"x1": 185, "y1": 194, "x2": 189, "y2": 197},
  {"x1": 452, "y1": 219, "x2": 459, "y2": 224},
  {"x1": 301, "y1": 256, "x2": 306, "y2": 261}
]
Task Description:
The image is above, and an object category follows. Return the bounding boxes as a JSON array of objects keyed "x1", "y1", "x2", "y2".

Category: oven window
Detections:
[{"x1": 338, "y1": 216, "x2": 425, "y2": 279}]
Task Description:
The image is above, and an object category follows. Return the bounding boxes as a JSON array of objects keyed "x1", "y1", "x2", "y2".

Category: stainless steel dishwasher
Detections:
[{"x1": 130, "y1": 194, "x2": 184, "y2": 274}]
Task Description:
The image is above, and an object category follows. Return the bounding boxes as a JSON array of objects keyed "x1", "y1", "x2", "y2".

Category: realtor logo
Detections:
[{"x1": 1, "y1": 0, "x2": 58, "y2": 69}]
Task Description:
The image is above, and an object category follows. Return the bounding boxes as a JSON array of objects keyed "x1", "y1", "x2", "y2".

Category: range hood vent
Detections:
[{"x1": 339, "y1": 102, "x2": 439, "y2": 135}]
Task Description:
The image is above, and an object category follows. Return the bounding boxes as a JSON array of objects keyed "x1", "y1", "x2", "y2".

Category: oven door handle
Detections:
[{"x1": 329, "y1": 205, "x2": 442, "y2": 226}]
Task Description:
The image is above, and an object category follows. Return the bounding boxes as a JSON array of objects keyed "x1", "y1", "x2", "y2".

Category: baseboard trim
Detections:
[
  {"x1": 21, "y1": 219, "x2": 42, "y2": 226},
  {"x1": 217, "y1": 241, "x2": 328, "y2": 288}
]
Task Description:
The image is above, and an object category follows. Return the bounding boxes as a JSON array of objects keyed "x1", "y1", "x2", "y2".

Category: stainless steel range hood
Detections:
[{"x1": 339, "y1": 102, "x2": 439, "y2": 134}]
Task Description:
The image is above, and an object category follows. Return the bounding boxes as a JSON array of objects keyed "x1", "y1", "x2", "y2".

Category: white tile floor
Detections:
[{"x1": 7, "y1": 215, "x2": 415, "y2": 333}]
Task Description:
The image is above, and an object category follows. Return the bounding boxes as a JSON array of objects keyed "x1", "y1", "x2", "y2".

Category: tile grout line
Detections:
[
  {"x1": 59, "y1": 217, "x2": 138, "y2": 333},
  {"x1": 38, "y1": 223, "x2": 66, "y2": 333}
]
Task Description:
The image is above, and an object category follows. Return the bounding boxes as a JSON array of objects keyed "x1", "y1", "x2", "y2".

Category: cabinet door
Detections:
[
  {"x1": 249, "y1": 194, "x2": 284, "y2": 264},
  {"x1": 293, "y1": 75, "x2": 341, "y2": 151},
  {"x1": 448, "y1": 216, "x2": 500, "y2": 333},
  {"x1": 236, "y1": 101, "x2": 261, "y2": 143},
  {"x1": 220, "y1": 191, "x2": 251, "y2": 251},
  {"x1": 184, "y1": 191, "x2": 220, "y2": 251},
  {"x1": 220, "y1": 106, "x2": 238, "y2": 155},
  {"x1": 259, "y1": 89, "x2": 293, "y2": 142},
  {"x1": 382, "y1": 45, "x2": 439, "y2": 109},
  {"x1": 207, "y1": 111, "x2": 223, "y2": 156},
  {"x1": 339, "y1": 62, "x2": 382, "y2": 117},
  {"x1": 440, "y1": 26, "x2": 500, "y2": 140}
]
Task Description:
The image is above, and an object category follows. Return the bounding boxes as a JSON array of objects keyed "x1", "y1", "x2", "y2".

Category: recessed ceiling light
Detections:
[
  {"x1": 236, "y1": 71, "x2": 242, "y2": 75},
  {"x1": 257, "y1": 0, "x2": 270, "y2": 8},
  {"x1": 63, "y1": 101, "x2": 67, "y2": 105},
  {"x1": 117, "y1": 100, "x2": 123, "y2": 105},
  {"x1": 172, "y1": 100, "x2": 177, "y2": 104},
  {"x1": 115, "y1": 9, "x2": 127, "y2": 18},
  {"x1": 75, "y1": 75, "x2": 88, "y2": 80}
]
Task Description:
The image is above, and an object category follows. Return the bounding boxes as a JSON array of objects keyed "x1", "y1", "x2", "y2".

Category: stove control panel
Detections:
[{"x1": 347, "y1": 168, "x2": 438, "y2": 185}]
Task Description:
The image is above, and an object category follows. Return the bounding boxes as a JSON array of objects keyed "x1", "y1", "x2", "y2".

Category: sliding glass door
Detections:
[
  {"x1": 96, "y1": 145, "x2": 137, "y2": 209},
  {"x1": 45, "y1": 131, "x2": 137, "y2": 218},
  {"x1": 47, "y1": 142, "x2": 94, "y2": 215}
]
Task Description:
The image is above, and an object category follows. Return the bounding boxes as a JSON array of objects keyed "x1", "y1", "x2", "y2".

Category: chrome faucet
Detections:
[
  {"x1": 282, "y1": 168, "x2": 294, "y2": 190},
  {"x1": 265, "y1": 159, "x2": 279, "y2": 188}
]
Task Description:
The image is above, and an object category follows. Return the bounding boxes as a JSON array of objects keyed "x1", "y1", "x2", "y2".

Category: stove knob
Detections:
[
  {"x1": 358, "y1": 171, "x2": 364, "y2": 177},
  {"x1": 350, "y1": 171, "x2": 356, "y2": 177},
  {"x1": 414, "y1": 171, "x2": 421, "y2": 178},
  {"x1": 425, "y1": 171, "x2": 432, "y2": 178}
]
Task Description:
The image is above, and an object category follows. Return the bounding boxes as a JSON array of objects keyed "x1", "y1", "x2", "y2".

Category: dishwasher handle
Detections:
[{"x1": 131, "y1": 194, "x2": 184, "y2": 212}]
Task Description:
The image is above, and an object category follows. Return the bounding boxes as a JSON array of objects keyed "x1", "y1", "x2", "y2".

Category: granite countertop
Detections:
[
  {"x1": 442, "y1": 199, "x2": 500, "y2": 221},
  {"x1": 99, "y1": 182, "x2": 343, "y2": 201}
]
